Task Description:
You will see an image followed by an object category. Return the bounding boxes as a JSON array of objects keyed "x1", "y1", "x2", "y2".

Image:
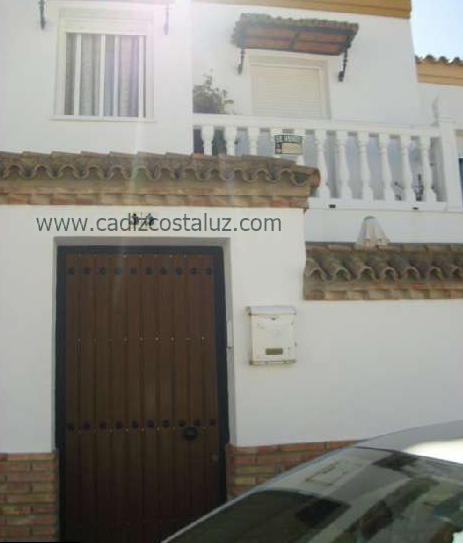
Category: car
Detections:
[{"x1": 165, "y1": 421, "x2": 463, "y2": 543}]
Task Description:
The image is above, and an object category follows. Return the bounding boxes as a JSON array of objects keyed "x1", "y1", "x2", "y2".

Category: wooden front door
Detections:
[{"x1": 56, "y1": 247, "x2": 227, "y2": 543}]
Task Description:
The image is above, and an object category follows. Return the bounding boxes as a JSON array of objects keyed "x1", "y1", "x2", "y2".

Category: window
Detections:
[
  {"x1": 57, "y1": 16, "x2": 153, "y2": 118},
  {"x1": 250, "y1": 55, "x2": 328, "y2": 119}
]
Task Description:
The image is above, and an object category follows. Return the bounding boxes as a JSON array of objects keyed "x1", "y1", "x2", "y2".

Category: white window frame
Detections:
[
  {"x1": 247, "y1": 50, "x2": 331, "y2": 120},
  {"x1": 55, "y1": 12, "x2": 154, "y2": 120}
]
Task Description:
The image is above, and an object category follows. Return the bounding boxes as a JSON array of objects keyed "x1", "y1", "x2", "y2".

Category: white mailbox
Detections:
[{"x1": 248, "y1": 306, "x2": 297, "y2": 366}]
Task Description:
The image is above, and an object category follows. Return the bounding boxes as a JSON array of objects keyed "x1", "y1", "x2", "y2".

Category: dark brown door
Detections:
[{"x1": 57, "y1": 247, "x2": 227, "y2": 543}]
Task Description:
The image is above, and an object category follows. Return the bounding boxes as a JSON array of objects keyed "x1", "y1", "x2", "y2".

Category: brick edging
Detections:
[
  {"x1": 0, "y1": 152, "x2": 319, "y2": 210},
  {"x1": 0, "y1": 452, "x2": 59, "y2": 542},
  {"x1": 226, "y1": 441, "x2": 355, "y2": 498}
]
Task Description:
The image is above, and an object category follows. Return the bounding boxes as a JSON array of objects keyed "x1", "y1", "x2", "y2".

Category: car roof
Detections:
[{"x1": 360, "y1": 420, "x2": 463, "y2": 465}]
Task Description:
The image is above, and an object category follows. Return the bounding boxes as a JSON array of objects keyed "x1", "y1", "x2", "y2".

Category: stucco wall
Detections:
[
  {"x1": 0, "y1": 205, "x2": 305, "y2": 453},
  {"x1": 304, "y1": 208, "x2": 463, "y2": 245},
  {"x1": 238, "y1": 299, "x2": 463, "y2": 446},
  {"x1": 192, "y1": 3, "x2": 423, "y2": 125},
  {"x1": 0, "y1": 0, "x2": 443, "y2": 160},
  {"x1": 1, "y1": 205, "x2": 463, "y2": 452},
  {"x1": 0, "y1": 0, "x2": 194, "y2": 155},
  {"x1": 1, "y1": 0, "x2": 463, "y2": 456},
  {"x1": 419, "y1": 83, "x2": 463, "y2": 130}
]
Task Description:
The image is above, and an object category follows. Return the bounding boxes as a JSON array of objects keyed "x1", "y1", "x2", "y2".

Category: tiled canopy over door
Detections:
[{"x1": 251, "y1": 60, "x2": 326, "y2": 118}]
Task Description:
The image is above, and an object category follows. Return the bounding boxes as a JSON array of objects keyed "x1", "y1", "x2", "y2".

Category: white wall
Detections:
[
  {"x1": 237, "y1": 299, "x2": 463, "y2": 446},
  {"x1": 0, "y1": 0, "x2": 194, "y2": 155},
  {"x1": 419, "y1": 83, "x2": 463, "y2": 130},
  {"x1": 305, "y1": 208, "x2": 463, "y2": 244},
  {"x1": 2, "y1": 205, "x2": 463, "y2": 452},
  {"x1": 3, "y1": 0, "x2": 462, "y2": 158},
  {"x1": 0, "y1": 205, "x2": 304, "y2": 453},
  {"x1": 1, "y1": 1, "x2": 463, "y2": 454},
  {"x1": 192, "y1": 3, "x2": 423, "y2": 125}
]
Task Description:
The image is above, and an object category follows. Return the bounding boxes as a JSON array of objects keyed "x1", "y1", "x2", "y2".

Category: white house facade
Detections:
[{"x1": 1, "y1": 0, "x2": 463, "y2": 541}]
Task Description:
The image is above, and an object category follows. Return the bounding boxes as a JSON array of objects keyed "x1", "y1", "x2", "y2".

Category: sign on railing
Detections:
[
  {"x1": 194, "y1": 113, "x2": 455, "y2": 208},
  {"x1": 274, "y1": 135, "x2": 303, "y2": 156}
]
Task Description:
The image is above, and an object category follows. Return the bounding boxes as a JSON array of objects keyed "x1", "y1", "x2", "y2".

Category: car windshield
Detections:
[{"x1": 169, "y1": 447, "x2": 463, "y2": 543}]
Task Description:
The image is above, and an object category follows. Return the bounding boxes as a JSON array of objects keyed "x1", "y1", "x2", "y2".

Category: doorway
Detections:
[{"x1": 56, "y1": 246, "x2": 228, "y2": 543}]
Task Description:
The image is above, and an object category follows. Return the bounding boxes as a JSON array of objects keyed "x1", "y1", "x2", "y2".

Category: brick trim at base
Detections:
[
  {"x1": 226, "y1": 441, "x2": 355, "y2": 498},
  {"x1": 0, "y1": 452, "x2": 59, "y2": 542}
]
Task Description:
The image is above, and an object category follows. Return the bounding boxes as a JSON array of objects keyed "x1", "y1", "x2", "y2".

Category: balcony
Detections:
[{"x1": 193, "y1": 99, "x2": 463, "y2": 212}]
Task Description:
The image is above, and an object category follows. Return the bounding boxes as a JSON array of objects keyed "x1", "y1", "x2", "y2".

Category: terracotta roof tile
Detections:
[
  {"x1": 416, "y1": 55, "x2": 463, "y2": 86},
  {"x1": 305, "y1": 243, "x2": 463, "y2": 301},
  {"x1": 0, "y1": 152, "x2": 319, "y2": 209},
  {"x1": 416, "y1": 55, "x2": 463, "y2": 66}
]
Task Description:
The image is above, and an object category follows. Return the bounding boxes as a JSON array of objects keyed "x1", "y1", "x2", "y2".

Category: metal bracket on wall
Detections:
[
  {"x1": 338, "y1": 50, "x2": 349, "y2": 82},
  {"x1": 39, "y1": 0, "x2": 46, "y2": 30},
  {"x1": 238, "y1": 48, "x2": 246, "y2": 75}
]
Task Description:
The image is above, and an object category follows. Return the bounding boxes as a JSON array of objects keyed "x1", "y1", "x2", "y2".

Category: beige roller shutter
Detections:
[{"x1": 251, "y1": 63, "x2": 326, "y2": 119}]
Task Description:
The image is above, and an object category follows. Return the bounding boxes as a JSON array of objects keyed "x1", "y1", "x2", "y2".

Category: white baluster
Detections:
[
  {"x1": 270, "y1": 128, "x2": 281, "y2": 158},
  {"x1": 224, "y1": 126, "x2": 237, "y2": 156},
  {"x1": 314, "y1": 129, "x2": 330, "y2": 199},
  {"x1": 400, "y1": 135, "x2": 416, "y2": 203},
  {"x1": 294, "y1": 129, "x2": 306, "y2": 166},
  {"x1": 358, "y1": 132, "x2": 374, "y2": 201},
  {"x1": 378, "y1": 134, "x2": 395, "y2": 202},
  {"x1": 248, "y1": 127, "x2": 260, "y2": 156},
  {"x1": 433, "y1": 96, "x2": 463, "y2": 209},
  {"x1": 201, "y1": 125, "x2": 214, "y2": 156},
  {"x1": 419, "y1": 135, "x2": 437, "y2": 203},
  {"x1": 335, "y1": 131, "x2": 352, "y2": 199}
]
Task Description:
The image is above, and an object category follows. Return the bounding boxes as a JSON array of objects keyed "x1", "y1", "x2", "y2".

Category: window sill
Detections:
[{"x1": 51, "y1": 115, "x2": 157, "y2": 124}]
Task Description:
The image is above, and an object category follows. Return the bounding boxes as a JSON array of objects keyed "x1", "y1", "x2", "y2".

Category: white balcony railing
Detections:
[{"x1": 193, "y1": 100, "x2": 463, "y2": 211}]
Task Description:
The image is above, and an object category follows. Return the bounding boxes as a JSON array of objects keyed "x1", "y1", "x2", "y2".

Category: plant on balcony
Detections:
[
  {"x1": 193, "y1": 74, "x2": 236, "y2": 154},
  {"x1": 193, "y1": 74, "x2": 234, "y2": 114}
]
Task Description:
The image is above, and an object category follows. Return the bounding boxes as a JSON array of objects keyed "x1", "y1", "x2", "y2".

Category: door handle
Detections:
[{"x1": 183, "y1": 426, "x2": 198, "y2": 441}]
